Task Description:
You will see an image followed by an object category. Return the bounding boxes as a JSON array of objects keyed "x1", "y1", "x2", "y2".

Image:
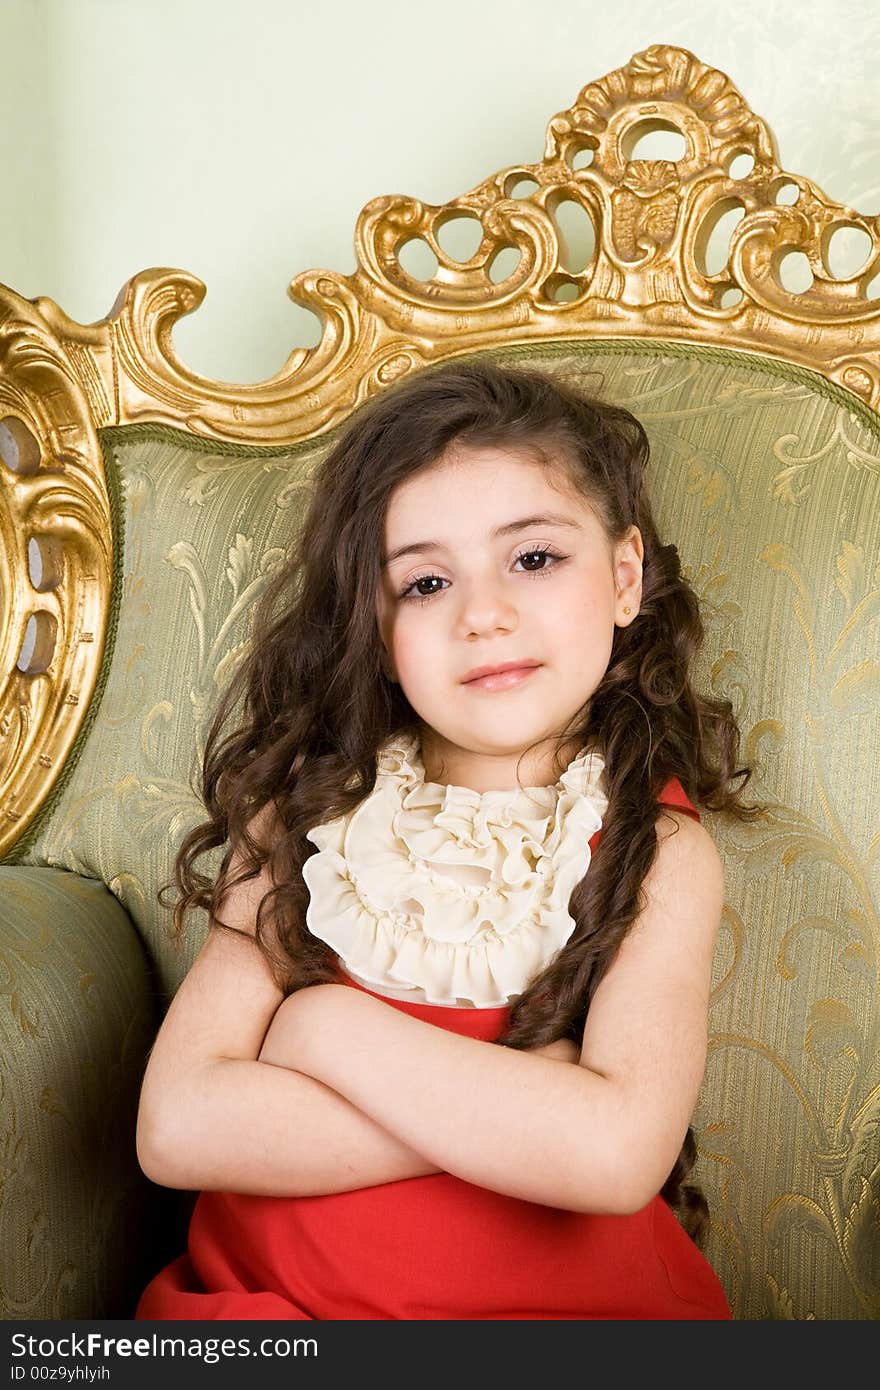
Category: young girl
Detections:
[{"x1": 135, "y1": 358, "x2": 761, "y2": 1320}]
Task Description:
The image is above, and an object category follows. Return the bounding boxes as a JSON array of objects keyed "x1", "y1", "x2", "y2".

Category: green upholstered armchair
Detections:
[{"x1": 2, "y1": 44, "x2": 879, "y2": 1320}]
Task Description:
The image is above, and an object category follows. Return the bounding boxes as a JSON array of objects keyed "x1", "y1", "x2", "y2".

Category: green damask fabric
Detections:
[
  {"x1": 0, "y1": 867, "x2": 175, "y2": 1317},
  {"x1": 5, "y1": 339, "x2": 879, "y2": 1319}
]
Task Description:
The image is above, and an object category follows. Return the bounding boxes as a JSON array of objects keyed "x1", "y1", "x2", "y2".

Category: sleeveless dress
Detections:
[{"x1": 136, "y1": 737, "x2": 732, "y2": 1320}]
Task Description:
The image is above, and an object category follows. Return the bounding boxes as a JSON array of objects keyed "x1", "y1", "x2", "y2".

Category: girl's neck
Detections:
[{"x1": 418, "y1": 728, "x2": 588, "y2": 794}]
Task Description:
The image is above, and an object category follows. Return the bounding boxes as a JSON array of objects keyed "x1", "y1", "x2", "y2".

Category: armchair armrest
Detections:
[{"x1": 0, "y1": 865, "x2": 170, "y2": 1318}]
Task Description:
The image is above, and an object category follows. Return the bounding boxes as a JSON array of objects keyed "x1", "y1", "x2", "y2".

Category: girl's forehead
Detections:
[{"x1": 385, "y1": 446, "x2": 581, "y2": 519}]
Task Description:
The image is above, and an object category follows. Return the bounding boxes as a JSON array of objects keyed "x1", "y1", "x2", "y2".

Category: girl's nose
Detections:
[{"x1": 455, "y1": 577, "x2": 518, "y2": 634}]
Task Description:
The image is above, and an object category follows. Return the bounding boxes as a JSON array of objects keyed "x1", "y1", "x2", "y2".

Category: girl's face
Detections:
[{"x1": 376, "y1": 443, "x2": 643, "y2": 792}]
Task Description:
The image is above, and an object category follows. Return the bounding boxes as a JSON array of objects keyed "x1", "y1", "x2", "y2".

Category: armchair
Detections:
[{"x1": 1, "y1": 44, "x2": 878, "y2": 1319}]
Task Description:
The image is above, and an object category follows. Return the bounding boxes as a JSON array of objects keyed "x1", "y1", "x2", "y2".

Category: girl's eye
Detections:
[{"x1": 397, "y1": 545, "x2": 565, "y2": 605}]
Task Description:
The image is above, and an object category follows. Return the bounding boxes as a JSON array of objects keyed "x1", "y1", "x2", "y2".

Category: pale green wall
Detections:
[{"x1": 1, "y1": 0, "x2": 878, "y2": 384}]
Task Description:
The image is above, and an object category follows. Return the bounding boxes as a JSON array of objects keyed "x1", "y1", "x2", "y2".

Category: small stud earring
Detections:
[{"x1": 623, "y1": 606, "x2": 631, "y2": 616}]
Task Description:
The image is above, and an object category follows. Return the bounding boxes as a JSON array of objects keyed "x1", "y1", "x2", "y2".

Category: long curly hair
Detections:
[{"x1": 158, "y1": 357, "x2": 764, "y2": 1246}]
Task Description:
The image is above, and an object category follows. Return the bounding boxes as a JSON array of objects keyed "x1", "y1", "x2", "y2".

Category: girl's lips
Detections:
[{"x1": 463, "y1": 665, "x2": 541, "y2": 691}]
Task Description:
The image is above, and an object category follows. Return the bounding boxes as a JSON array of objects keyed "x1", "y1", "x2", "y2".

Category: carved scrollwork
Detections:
[
  {"x1": 0, "y1": 285, "x2": 113, "y2": 858},
  {"x1": 6, "y1": 41, "x2": 875, "y2": 449}
]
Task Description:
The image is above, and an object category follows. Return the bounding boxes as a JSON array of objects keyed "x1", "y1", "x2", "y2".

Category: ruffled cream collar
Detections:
[{"x1": 302, "y1": 730, "x2": 609, "y2": 1008}]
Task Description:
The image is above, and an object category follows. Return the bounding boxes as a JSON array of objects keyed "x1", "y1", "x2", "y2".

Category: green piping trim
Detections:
[
  {"x1": 98, "y1": 336, "x2": 880, "y2": 452},
  {"x1": 465, "y1": 338, "x2": 880, "y2": 442},
  {"x1": 98, "y1": 422, "x2": 313, "y2": 457}
]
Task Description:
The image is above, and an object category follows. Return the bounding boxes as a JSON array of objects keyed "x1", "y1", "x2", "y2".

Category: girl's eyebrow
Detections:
[{"x1": 382, "y1": 512, "x2": 579, "y2": 568}]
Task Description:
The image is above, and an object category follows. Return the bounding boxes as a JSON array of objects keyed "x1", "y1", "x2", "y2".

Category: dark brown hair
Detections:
[{"x1": 159, "y1": 358, "x2": 764, "y2": 1246}]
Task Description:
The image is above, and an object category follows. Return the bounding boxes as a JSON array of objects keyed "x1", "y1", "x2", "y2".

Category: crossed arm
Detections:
[
  {"x1": 146, "y1": 810, "x2": 722, "y2": 1215},
  {"x1": 254, "y1": 810, "x2": 723, "y2": 1215},
  {"x1": 257, "y1": 983, "x2": 630, "y2": 1213}
]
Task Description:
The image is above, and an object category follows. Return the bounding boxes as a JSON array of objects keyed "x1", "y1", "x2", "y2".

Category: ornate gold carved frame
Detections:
[{"x1": 1, "y1": 43, "x2": 879, "y2": 857}]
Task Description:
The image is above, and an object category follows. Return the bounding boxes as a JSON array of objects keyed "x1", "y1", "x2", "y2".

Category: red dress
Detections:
[{"x1": 136, "y1": 777, "x2": 732, "y2": 1320}]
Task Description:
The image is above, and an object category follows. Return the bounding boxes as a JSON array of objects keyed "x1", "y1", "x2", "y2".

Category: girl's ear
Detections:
[{"x1": 614, "y1": 526, "x2": 644, "y2": 627}]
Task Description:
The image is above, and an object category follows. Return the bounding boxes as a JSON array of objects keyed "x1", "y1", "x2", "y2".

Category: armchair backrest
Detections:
[{"x1": 2, "y1": 44, "x2": 878, "y2": 1320}]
